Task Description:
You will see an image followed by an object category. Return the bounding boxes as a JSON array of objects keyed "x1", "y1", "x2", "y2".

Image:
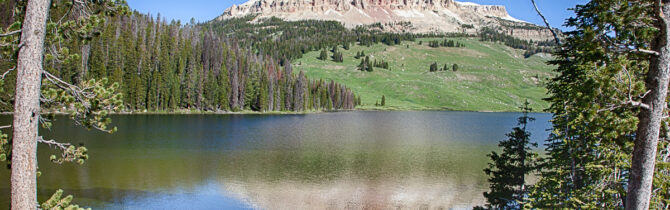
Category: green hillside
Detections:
[{"x1": 295, "y1": 38, "x2": 555, "y2": 112}]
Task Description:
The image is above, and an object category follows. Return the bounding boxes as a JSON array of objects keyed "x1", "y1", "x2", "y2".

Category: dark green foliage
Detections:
[
  {"x1": 430, "y1": 62, "x2": 438, "y2": 72},
  {"x1": 332, "y1": 47, "x2": 343, "y2": 63},
  {"x1": 428, "y1": 39, "x2": 465, "y2": 48},
  {"x1": 452, "y1": 64, "x2": 459, "y2": 72},
  {"x1": 381, "y1": 95, "x2": 386, "y2": 106},
  {"x1": 373, "y1": 59, "x2": 389, "y2": 69},
  {"x1": 480, "y1": 101, "x2": 538, "y2": 209},
  {"x1": 354, "y1": 51, "x2": 365, "y2": 59},
  {"x1": 205, "y1": 16, "x2": 416, "y2": 61},
  {"x1": 526, "y1": 1, "x2": 669, "y2": 209},
  {"x1": 479, "y1": 27, "x2": 556, "y2": 57},
  {"x1": 0, "y1": 11, "x2": 358, "y2": 113},
  {"x1": 461, "y1": 24, "x2": 475, "y2": 29},
  {"x1": 319, "y1": 48, "x2": 328, "y2": 60},
  {"x1": 358, "y1": 56, "x2": 374, "y2": 72}
]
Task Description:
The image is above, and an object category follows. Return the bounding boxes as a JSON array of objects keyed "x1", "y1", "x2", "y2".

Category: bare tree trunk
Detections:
[
  {"x1": 10, "y1": 0, "x2": 50, "y2": 209},
  {"x1": 626, "y1": 1, "x2": 670, "y2": 209}
]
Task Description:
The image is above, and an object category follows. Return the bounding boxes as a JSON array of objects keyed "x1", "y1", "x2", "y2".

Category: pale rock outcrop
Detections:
[{"x1": 218, "y1": 0, "x2": 554, "y2": 41}]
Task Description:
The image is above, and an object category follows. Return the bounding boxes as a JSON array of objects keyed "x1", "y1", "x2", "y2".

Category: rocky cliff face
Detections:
[{"x1": 218, "y1": 0, "x2": 553, "y2": 41}]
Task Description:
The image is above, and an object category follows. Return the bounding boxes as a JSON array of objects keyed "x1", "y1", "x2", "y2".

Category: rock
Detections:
[{"x1": 217, "y1": 0, "x2": 554, "y2": 41}]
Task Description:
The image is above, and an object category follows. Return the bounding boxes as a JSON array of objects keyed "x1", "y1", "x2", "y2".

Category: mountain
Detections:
[{"x1": 217, "y1": 0, "x2": 553, "y2": 40}]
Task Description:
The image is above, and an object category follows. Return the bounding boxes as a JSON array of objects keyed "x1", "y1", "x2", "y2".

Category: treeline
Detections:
[
  {"x1": 204, "y1": 16, "x2": 418, "y2": 62},
  {"x1": 0, "y1": 11, "x2": 357, "y2": 112},
  {"x1": 428, "y1": 39, "x2": 465, "y2": 48},
  {"x1": 479, "y1": 27, "x2": 556, "y2": 58}
]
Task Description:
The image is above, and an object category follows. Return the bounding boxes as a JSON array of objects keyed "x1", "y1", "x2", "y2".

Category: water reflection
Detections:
[{"x1": 0, "y1": 111, "x2": 551, "y2": 209}]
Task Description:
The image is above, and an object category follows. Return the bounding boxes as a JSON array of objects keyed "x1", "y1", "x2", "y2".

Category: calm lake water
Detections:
[{"x1": 0, "y1": 111, "x2": 551, "y2": 209}]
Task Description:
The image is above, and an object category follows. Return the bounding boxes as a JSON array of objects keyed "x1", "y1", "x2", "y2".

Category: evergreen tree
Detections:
[
  {"x1": 452, "y1": 64, "x2": 459, "y2": 72},
  {"x1": 318, "y1": 48, "x2": 328, "y2": 60},
  {"x1": 430, "y1": 62, "x2": 438, "y2": 72},
  {"x1": 381, "y1": 95, "x2": 386, "y2": 106},
  {"x1": 528, "y1": 1, "x2": 670, "y2": 209},
  {"x1": 480, "y1": 101, "x2": 538, "y2": 209}
]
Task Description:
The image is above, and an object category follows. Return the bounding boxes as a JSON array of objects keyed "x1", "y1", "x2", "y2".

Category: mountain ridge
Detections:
[{"x1": 217, "y1": 0, "x2": 554, "y2": 41}]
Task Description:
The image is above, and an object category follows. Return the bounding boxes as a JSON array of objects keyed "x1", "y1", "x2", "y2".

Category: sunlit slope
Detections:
[{"x1": 295, "y1": 38, "x2": 555, "y2": 112}]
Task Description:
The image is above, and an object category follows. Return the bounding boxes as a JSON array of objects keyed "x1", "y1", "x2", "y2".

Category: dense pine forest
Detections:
[{"x1": 0, "y1": 8, "x2": 357, "y2": 112}]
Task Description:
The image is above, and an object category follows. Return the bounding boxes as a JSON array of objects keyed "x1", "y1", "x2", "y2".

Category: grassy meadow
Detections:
[{"x1": 294, "y1": 38, "x2": 555, "y2": 112}]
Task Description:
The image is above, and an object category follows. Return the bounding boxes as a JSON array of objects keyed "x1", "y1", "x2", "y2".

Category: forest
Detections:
[{"x1": 0, "y1": 9, "x2": 358, "y2": 113}]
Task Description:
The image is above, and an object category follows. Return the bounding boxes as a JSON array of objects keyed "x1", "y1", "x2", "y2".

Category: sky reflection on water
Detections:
[{"x1": 0, "y1": 111, "x2": 551, "y2": 209}]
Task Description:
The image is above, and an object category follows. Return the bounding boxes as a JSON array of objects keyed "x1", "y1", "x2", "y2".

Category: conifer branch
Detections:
[
  {"x1": 611, "y1": 45, "x2": 660, "y2": 56},
  {"x1": 602, "y1": 35, "x2": 660, "y2": 56},
  {"x1": 600, "y1": 66, "x2": 652, "y2": 112},
  {"x1": 37, "y1": 136, "x2": 71, "y2": 151},
  {"x1": 0, "y1": 29, "x2": 21, "y2": 37},
  {"x1": 1, "y1": 66, "x2": 15, "y2": 79},
  {"x1": 42, "y1": 70, "x2": 94, "y2": 108}
]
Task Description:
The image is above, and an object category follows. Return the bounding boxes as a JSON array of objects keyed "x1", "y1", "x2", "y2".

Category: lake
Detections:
[{"x1": 0, "y1": 111, "x2": 552, "y2": 209}]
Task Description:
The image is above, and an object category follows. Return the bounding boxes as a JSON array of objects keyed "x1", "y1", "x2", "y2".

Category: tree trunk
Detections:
[
  {"x1": 10, "y1": 0, "x2": 50, "y2": 209},
  {"x1": 626, "y1": 1, "x2": 670, "y2": 209}
]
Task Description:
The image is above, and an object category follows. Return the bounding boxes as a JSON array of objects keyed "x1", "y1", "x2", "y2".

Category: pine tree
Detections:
[
  {"x1": 366, "y1": 56, "x2": 373, "y2": 72},
  {"x1": 528, "y1": 1, "x2": 670, "y2": 209},
  {"x1": 318, "y1": 48, "x2": 328, "y2": 60},
  {"x1": 430, "y1": 62, "x2": 438, "y2": 72},
  {"x1": 452, "y1": 64, "x2": 459, "y2": 72},
  {"x1": 381, "y1": 95, "x2": 386, "y2": 106},
  {"x1": 480, "y1": 101, "x2": 538, "y2": 209}
]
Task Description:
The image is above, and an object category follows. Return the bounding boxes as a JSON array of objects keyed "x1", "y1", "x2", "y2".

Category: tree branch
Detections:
[
  {"x1": 42, "y1": 70, "x2": 94, "y2": 108},
  {"x1": 1, "y1": 66, "x2": 15, "y2": 79},
  {"x1": 600, "y1": 65, "x2": 652, "y2": 113},
  {"x1": 0, "y1": 29, "x2": 21, "y2": 37},
  {"x1": 612, "y1": 45, "x2": 661, "y2": 56},
  {"x1": 37, "y1": 136, "x2": 71, "y2": 151},
  {"x1": 531, "y1": 0, "x2": 562, "y2": 46},
  {"x1": 0, "y1": 125, "x2": 11, "y2": 129}
]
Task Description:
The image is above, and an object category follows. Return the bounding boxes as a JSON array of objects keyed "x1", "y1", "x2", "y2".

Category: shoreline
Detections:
[{"x1": 0, "y1": 108, "x2": 552, "y2": 115}]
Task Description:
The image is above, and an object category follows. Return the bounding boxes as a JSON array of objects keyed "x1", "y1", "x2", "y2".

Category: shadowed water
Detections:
[{"x1": 0, "y1": 111, "x2": 551, "y2": 209}]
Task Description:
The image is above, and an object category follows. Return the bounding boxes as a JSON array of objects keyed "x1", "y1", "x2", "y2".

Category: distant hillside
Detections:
[
  {"x1": 217, "y1": 0, "x2": 555, "y2": 41},
  {"x1": 295, "y1": 37, "x2": 555, "y2": 112},
  {"x1": 204, "y1": 16, "x2": 556, "y2": 112}
]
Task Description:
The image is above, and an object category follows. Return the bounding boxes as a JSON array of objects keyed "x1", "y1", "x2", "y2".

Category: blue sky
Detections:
[{"x1": 127, "y1": 0, "x2": 589, "y2": 30}]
